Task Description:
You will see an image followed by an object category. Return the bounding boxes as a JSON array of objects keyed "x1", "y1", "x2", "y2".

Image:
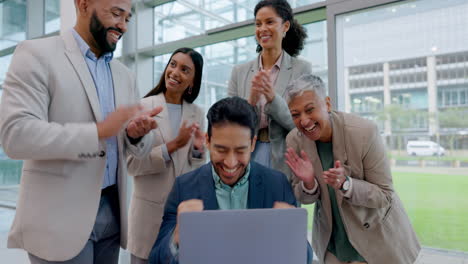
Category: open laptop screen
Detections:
[{"x1": 179, "y1": 208, "x2": 308, "y2": 264}]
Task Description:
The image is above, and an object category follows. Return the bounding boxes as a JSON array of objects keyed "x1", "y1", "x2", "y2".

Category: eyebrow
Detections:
[
  {"x1": 171, "y1": 59, "x2": 193, "y2": 71},
  {"x1": 112, "y1": 7, "x2": 133, "y2": 18},
  {"x1": 213, "y1": 144, "x2": 248, "y2": 150}
]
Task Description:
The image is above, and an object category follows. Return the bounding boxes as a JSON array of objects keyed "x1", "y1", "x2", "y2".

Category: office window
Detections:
[
  {"x1": 0, "y1": 54, "x2": 12, "y2": 85},
  {"x1": 336, "y1": 0, "x2": 468, "y2": 253},
  {"x1": 0, "y1": 0, "x2": 27, "y2": 49},
  {"x1": 154, "y1": 0, "x2": 325, "y2": 44},
  {"x1": 45, "y1": 0, "x2": 60, "y2": 34},
  {"x1": 152, "y1": 21, "x2": 328, "y2": 114}
]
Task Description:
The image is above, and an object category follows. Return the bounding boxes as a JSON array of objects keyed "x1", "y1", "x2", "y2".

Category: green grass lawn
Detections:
[{"x1": 302, "y1": 171, "x2": 468, "y2": 252}]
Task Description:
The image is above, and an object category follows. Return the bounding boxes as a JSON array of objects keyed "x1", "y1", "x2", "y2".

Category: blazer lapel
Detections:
[
  {"x1": 153, "y1": 94, "x2": 172, "y2": 144},
  {"x1": 275, "y1": 52, "x2": 293, "y2": 97},
  {"x1": 244, "y1": 59, "x2": 259, "y2": 99},
  {"x1": 330, "y1": 111, "x2": 350, "y2": 206},
  {"x1": 247, "y1": 162, "x2": 264, "y2": 209},
  {"x1": 198, "y1": 164, "x2": 219, "y2": 210},
  {"x1": 62, "y1": 31, "x2": 102, "y2": 121}
]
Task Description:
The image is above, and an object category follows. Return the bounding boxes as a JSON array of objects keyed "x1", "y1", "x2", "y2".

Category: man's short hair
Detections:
[{"x1": 207, "y1": 97, "x2": 258, "y2": 140}]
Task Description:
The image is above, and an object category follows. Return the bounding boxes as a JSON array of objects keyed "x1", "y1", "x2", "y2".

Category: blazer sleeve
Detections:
[
  {"x1": 227, "y1": 65, "x2": 239, "y2": 97},
  {"x1": 286, "y1": 131, "x2": 320, "y2": 205},
  {"x1": 343, "y1": 123, "x2": 394, "y2": 208},
  {"x1": 0, "y1": 41, "x2": 100, "y2": 161},
  {"x1": 149, "y1": 178, "x2": 181, "y2": 264},
  {"x1": 264, "y1": 94, "x2": 295, "y2": 131},
  {"x1": 127, "y1": 143, "x2": 170, "y2": 177},
  {"x1": 124, "y1": 74, "x2": 154, "y2": 158}
]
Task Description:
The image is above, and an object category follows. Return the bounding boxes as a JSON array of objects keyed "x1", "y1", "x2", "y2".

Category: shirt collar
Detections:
[
  {"x1": 212, "y1": 163, "x2": 250, "y2": 189},
  {"x1": 259, "y1": 50, "x2": 283, "y2": 71},
  {"x1": 71, "y1": 29, "x2": 113, "y2": 63}
]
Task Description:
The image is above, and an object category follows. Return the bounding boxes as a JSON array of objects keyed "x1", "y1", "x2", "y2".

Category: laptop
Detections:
[{"x1": 179, "y1": 208, "x2": 308, "y2": 264}]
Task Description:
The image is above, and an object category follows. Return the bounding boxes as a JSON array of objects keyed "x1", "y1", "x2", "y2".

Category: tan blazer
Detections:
[
  {"x1": 0, "y1": 31, "x2": 153, "y2": 261},
  {"x1": 228, "y1": 52, "x2": 311, "y2": 176},
  {"x1": 286, "y1": 111, "x2": 420, "y2": 264},
  {"x1": 126, "y1": 93, "x2": 206, "y2": 259}
]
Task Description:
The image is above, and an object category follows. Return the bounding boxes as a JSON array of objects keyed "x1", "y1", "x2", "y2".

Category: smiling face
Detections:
[
  {"x1": 164, "y1": 52, "x2": 195, "y2": 98},
  {"x1": 288, "y1": 90, "x2": 333, "y2": 142},
  {"x1": 255, "y1": 6, "x2": 290, "y2": 51},
  {"x1": 79, "y1": 0, "x2": 132, "y2": 55},
  {"x1": 207, "y1": 123, "x2": 256, "y2": 187}
]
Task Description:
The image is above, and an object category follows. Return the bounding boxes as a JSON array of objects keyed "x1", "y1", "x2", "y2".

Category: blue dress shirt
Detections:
[{"x1": 72, "y1": 29, "x2": 118, "y2": 189}]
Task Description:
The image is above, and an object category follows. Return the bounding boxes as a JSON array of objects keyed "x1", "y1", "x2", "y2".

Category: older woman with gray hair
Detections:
[{"x1": 284, "y1": 74, "x2": 420, "y2": 264}]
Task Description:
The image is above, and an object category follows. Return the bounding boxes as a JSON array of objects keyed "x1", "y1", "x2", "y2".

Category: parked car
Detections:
[{"x1": 406, "y1": 141, "x2": 445, "y2": 156}]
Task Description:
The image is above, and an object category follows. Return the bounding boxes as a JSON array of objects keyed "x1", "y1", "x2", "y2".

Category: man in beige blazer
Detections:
[
  {"x1": 228, "y1": 51, "x2": 311, "y2": 176},
  {"x1": 285, "y1": 75, "x2": 420, "y2": 264},
  {"x1": 0, "y1": 0, "x2": 161, "y2": 263}
]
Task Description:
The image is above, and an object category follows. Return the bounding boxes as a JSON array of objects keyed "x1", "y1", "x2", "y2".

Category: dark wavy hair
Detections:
[
  {"x1": 254, "y1": 0, "x2": 307, "y2": 57},
  {"x1": 207, "y1": 97, "x2": 258, "y2": 140},
  {"x1": 144, "y1": 47, "x2": 203, "y2": 103}
]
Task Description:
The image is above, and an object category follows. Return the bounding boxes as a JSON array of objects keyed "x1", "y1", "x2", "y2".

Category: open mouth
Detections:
[
  {"x1": 167, "y1": 77, "x2": 181, "y2": 85},
  {"x1": 303, "y1": 122, "x2": 318, "y2": 132},
  {"x1": 259, "y1": 35, "x2": 271, "y2": 42},
  {"x1": 219, "y1": 165, "x2": 242, "y2": 178},
  {"x1": 108, "y1": 30, "x2": 122, "y2": 43}
]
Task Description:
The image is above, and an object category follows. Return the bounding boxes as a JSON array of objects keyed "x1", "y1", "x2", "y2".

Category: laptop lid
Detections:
[{"x1": 179, "y1": 208, "x2": 308, "y2": 264}]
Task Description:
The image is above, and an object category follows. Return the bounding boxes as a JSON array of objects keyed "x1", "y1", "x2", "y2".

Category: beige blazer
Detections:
[
  {"x1": 0, "y1": 31, "x2": 153, "y2": 261},
  {"x1": 286, "y1": 111, "x2": 420, "y2": 264},
  {"x1": 126, "y1": 93, "x2": 206, "y2": 258},
  {"x1": 228, "y1": 52, "x2": 311, "y2": 176}
]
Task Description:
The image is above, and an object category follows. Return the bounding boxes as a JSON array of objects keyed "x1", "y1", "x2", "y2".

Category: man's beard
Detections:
[{"x1": 89, "y1": 11, "x2": 122, "y2": 53}]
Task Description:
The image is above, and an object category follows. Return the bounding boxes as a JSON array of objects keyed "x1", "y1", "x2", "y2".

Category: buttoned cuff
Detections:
[{"x1": 301, "y1": 179, "x2": 319, "y2": 194}]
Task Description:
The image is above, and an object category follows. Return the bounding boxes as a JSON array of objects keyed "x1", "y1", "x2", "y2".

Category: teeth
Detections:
[
  {"x1": 223, "y1": 167, "x2": 237, "y2": 173},
  {"x1": 109, "y1": 32, "x2": 121, "y2": 40},
  {"x1": 304, "y1": 123, "x2": 317, "y2": 132},
  {"x1": 169, "y1": 77, "x2": 180, "y2": 84}
]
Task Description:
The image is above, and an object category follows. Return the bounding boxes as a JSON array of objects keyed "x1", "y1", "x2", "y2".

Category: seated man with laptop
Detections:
[{"x1": 148, "y1": 97, "x2": 311, "y2": 264}]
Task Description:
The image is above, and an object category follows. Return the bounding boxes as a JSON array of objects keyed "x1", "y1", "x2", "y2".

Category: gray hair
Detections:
[{"x1": 286, "y1": 74, "x2": 327, "y2": 104}]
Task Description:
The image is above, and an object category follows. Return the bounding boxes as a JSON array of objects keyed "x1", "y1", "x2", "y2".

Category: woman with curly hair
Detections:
[{"x1": 228, "y1": 0, "x2": 311, "y2": 176}]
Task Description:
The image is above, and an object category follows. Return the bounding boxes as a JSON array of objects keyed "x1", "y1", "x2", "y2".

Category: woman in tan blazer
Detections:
[
  {"x1": 127, "y1": 48, "x2": 206, "y2": 264},
  {"x1": 228, "y1": 0, "x2": 311, "y2": 176},
  {"x1": 284, "y1": 75, "x2": 420, "y2": 264}
]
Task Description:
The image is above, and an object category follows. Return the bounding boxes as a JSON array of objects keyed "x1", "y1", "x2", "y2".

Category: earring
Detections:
[
  {"x1": 283, "y1": 32, "x2": 286, "y2": 38},
  {"x1": 188, "y1": 87, "x2": 192, "y2": 95}
]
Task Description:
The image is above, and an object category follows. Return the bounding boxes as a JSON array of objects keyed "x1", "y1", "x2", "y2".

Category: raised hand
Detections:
[
  {"x1": 167, "y1": 121, "x2": 194, "y2": 154},
  {"x1": 97, "y1": 104, "x2": 143, "y2": 140},
  {"x1": 251, "y1": 70, "x2": 275, "y2": 103},
  {"x1": 322, "y1": 160, "x2": 346, "y2": 190},
  {"x1": 285, "y1": 147, "x2": 316, "y2": 190},
  {"x1": 126, "y1": 106, "x2": 163, "y2": 139},
  {"x1": 174, "y1": 199, "x2": 204, "y2": 245},
  {"x1": 192, "y1": 123, "x2": 205, "y2": 152}
]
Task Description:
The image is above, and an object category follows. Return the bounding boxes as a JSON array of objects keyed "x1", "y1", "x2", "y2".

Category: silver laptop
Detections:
[{"x1": 179, "y1": 208, "x2": 308, "y2": 264}]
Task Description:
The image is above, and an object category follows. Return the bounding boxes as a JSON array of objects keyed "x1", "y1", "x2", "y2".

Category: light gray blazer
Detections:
[
  {"x1": 228, "y1": 52, "x2": 311, "y2": 176},
  {"x1": 0, "y1": 31, "x2": 153, "y2": 261},
  {"x1": 126, "y1": 93, "x2": 206, "y2": 259},
  {"x1": 287, "y1": 111, "x2": 420, "y2": 264}
]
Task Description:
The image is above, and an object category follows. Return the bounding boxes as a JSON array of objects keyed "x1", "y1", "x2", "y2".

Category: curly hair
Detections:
[{"x1": 254, "y1": 0, "x2": 307, "y2": 57}]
